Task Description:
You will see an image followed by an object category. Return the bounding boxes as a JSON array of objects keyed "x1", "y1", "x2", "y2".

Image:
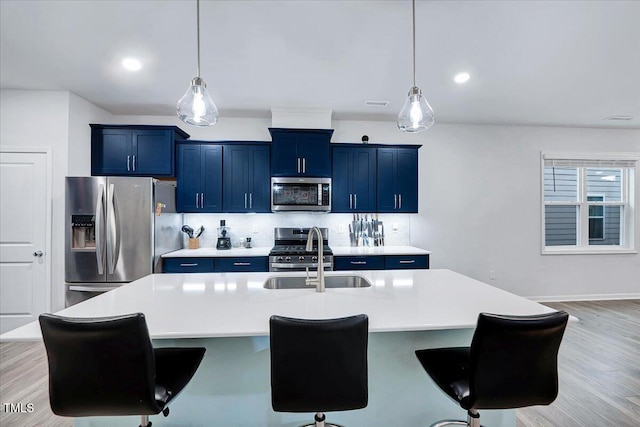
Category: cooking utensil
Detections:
[
  {"x1": 195, "y1": 226, "x2": 204, "y2": 238},
  {"x1": 181, "y1": 225, "x2": 194, "y2": 238}
]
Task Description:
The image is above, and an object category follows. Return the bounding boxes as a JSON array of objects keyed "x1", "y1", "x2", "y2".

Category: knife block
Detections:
[{"x1": 188, "y1": 238, "x2": 200, "y2": 249}]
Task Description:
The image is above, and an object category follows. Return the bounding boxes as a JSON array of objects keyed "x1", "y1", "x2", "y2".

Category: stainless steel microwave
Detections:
[{"x1": 271, "y1": 177, "x2": 331, "y2": 212}]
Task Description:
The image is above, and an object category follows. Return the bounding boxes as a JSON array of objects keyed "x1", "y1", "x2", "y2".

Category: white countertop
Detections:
[
  {"x1": 1, "y1": 269, "x2": 557, "y2": 342},
  {"x1": 163, "y1": 247, "x2": 272, "y2": 257},
  {"x1": 163, "y1": 245, "x2": 430, "y2": 258}
]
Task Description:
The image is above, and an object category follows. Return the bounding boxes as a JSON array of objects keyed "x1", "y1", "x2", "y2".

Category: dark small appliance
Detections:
[{"x1": 216, "y1": 220, "x2": 231, "y2": 250}]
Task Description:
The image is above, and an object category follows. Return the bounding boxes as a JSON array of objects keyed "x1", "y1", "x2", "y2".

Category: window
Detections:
[{"x1": 542, "y1": 152, "x2": 638, "y2": 254}]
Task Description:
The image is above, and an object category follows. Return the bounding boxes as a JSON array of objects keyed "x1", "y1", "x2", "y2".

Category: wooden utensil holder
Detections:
[{"x1": 188, "y1": 238, "x2": 200, "y2": 249}]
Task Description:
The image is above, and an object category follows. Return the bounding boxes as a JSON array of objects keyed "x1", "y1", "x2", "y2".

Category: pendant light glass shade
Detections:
[
  {"x1": 397, "y1": 86, "x2": 434, "y2": 132},
  {"x1": 397, "y1": 0, "x2": 434, "y2": 133},
  {"x1": 177, "y1": 77, "x2": 219, "y2": 126},
  {"x1": 176, "y1": 0, "x2": 218, "y2": 127}
]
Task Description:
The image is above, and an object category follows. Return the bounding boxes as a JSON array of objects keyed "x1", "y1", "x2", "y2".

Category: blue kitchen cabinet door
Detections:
[
  {"x1": 269, "y1": 128, "x2": 332, "y2": 177},
  {"x1": 132, "y1": 130, "x2": 174, "y2": 176},
  {"x1": 223, "y1": 144, "x2": 270, "y2": 213},
  {"x1": 331, "y1": 147, "x2": 352, "y2": 212},
  {"x1": 92, "y1": 128, "x2": 132, "y2": 175},
  {"x1": 176, "y1": 143, "x2": 222, "y2": 212},
  {"x1": 332, "y1": 146, "x2": 376, "y2": 213},
  {"x1": 200, "y1": 144, "x2": 223, "y2": 212},
  {"x1": 377, "y1": 147, "x2": 418, "y2": 213}
]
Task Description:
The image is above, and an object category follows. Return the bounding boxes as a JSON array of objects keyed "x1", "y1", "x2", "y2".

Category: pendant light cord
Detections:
[
  {"x1": 196, "y1": 0, "x2": 201, "y2": 78},
  {"x1": 412, "y1": 0, "x2": 416, "y2": 87}
]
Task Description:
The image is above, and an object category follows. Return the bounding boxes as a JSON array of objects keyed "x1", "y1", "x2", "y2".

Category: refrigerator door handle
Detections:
[
  {"x1": 107, "y1": 183, "x2": 119, "y2": 275},
  {"x1": 95, "y1": 184, "x2": 105, "y2": 275}
]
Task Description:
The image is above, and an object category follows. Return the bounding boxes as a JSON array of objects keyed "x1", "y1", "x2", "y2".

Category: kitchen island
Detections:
[{"x1": 1, "y1": 269, "x2": 560, "y2": 426}]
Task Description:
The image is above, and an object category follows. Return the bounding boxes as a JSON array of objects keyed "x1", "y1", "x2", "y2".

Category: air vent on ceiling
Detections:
[
  {"x1": 364, "y1": 100, "x2": 389, "y2": 107},
  {"x1": 604, "y1": 116, "x2": 635, "y2": 121}
]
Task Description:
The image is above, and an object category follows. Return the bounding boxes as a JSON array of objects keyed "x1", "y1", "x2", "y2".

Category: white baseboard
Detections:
[{"x1": 529, "y1": 293, "x2": 640, "y2": 303}]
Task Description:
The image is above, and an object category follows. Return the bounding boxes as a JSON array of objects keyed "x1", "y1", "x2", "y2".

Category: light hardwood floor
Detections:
[{"x1": 1, "y1": 300, "x2": 639, "y2": 427}]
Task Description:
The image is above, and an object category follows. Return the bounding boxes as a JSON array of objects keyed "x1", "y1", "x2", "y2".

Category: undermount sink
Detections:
[{"x1": 263, "y1": 275, "x2": 372, "y2": 290}]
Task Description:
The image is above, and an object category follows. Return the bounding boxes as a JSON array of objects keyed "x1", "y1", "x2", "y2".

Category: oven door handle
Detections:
[{"x1": 270, "y1": 262, "x2": 333, "y2": 269}]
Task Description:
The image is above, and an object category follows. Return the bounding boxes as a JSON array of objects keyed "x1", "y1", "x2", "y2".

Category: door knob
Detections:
[{"x1": 33, "y1": 251, "x2": 43, "y2": 257}]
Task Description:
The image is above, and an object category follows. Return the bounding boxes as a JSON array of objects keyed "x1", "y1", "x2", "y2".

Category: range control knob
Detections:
[
  {"x1": 298, "y1": 256, "x2": 305, "y2": 262},
  {"x1": 277, "y1": 256, "x2": 283, "y2": 262},
  {"x1": 285, "y1": 256, "x2": 291, "y2": 262},
  {"x1": 311, "y1": 256, "x2": 318, "y2": 262}
]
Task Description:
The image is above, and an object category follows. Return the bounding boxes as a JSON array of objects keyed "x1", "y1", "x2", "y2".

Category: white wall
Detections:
[
  {"x1": 1, "y1": 89, "x2": 112, "y2": 311},
  {"x1": 409, "y1": 123, "x2": 640, "y2": 300}
]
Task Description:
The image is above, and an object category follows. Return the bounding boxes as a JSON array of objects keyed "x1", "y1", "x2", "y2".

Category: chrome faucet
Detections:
[{"x1": 305, "y1": 226, "x2": 325, "y2": 292}]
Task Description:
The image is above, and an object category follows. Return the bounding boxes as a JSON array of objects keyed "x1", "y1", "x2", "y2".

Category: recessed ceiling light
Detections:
[
  {"x1": 454, "y1": 72, "x2": 470, "y2": 84},
  {"x1": 122, "y1": 58, "x2": 142, "y2": 71}
]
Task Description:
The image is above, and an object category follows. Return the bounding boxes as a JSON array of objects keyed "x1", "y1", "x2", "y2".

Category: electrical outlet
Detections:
[
  {"x1": 489, "y1": 270, "x2": 496, "y2": 280},
  {"x1": 338, "y1": 224, "x2": 345, "y2": 234},
  {"x1": 392, "y1": 223, "x2": 399, "y2": 231},
  {"x1": 253, "y1": 225, "x2": 259, "y2": 234}
]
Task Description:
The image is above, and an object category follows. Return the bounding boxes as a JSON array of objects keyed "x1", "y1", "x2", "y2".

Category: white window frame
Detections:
[
  {"x1": 541, "y1": 151, "x2": 639, "y2": 255},
  {"x1": 586, "y1": 194, "x2": 605, "y2": 241}
]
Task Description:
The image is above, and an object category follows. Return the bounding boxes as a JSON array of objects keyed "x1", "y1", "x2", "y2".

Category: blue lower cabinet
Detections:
[
  {"x1": 334, "y1": 256, "x2": 385, "y2": 271},
  {"x1": 216, "y1": 257, "x2": 268, "y2": 272},
  {"x1": 163, "y1": 257, "x2": 268, "y2": 273},
  {"x1": 334, "y1": 254, "x2": 429, "y2": 271},
  {"x1": 163, "y1": 258, "x2": 215, "y2": 273},
  {"x1": 384, "y1": 255, "x2": 429, "y2": 269}
]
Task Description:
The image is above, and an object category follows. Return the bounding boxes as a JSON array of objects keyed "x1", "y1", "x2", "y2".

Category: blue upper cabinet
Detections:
[
  {"x1": 377, "y1": 147, "x2": 419, "y2": 213},
  {"x1": 269, "y1": 128, "x2": 333, "y2": 177},
  {"x1": 91, "y1": 124, "x2": 189, "y2": 177},
  {"x1": 332, "y1": 145, "x2": 377, "y2": 212},
  {"x1": 223, "y1": 143, "x2": 271, "y2": 213},
  {"x1": 176, "y1": 142, "x2": 223, "y2": 212}
]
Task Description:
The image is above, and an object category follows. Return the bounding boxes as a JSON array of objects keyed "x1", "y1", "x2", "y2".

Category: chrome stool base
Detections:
[
  {"x1": 429, "y1": 410, "x2": 483, "y2": 427},
  {"x1": 297, "y1": 412, "x2": 344, "y2": 427}
]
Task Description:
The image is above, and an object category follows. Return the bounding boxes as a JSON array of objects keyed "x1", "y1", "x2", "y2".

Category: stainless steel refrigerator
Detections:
[{"x1": 65, "y1": 177, "x2": 182, "y2": 306}]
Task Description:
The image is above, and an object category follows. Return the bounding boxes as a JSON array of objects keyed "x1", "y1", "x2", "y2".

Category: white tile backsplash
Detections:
[{"x1": 182, "y1": 213, "x2": 412, "y2": 249}]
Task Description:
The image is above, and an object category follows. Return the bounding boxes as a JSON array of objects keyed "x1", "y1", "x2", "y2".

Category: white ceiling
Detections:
[{"x1": 1, "y1": 0, "x2": 639, "y2": 129}]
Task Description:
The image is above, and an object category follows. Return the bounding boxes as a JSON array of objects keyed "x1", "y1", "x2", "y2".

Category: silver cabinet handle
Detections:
[
  {"x1": 399, "y1": 194, "x2": 402, "y2": 209},
  {"x1": 180, "y1": 263, "x2": 199, "y2": 267},
  {"x1": 302, "y1": 157, "x2": 306, "y2": 173},
  {"x1": 297, "y1": 157, "x2": 301, "y2": 173},
  {"x1": 200, "y1": 193, "x2": 204, "y2": 208},
  {"x1": 354, "y1": 193, "x2": 357, "y2": 210},
  {"x1": 244, "y1": 193, "x2": 247, "y2": 209},
  {"x1": 394, "y1": 194, "x2": 397, "y2": 209},
  {"x1": 399, "y1": 259, "x2": 416, "y2": 264},
  {"x1": 350, "y1": 261, "x2": 367, "y2": 265},
  {"x1": 127, "y1": 155, "x2": 131, "y2": 172},
  {"x1": 95, "y1": 184, "x2": 105, "y2": 274},
  {"x1": 349, "y1": 194, "x2": 353, "y2": 209},
  {"x1": 195, "y1": 193, "x2": 199, "y2": 209},
  {"x1": 132, "y1": 155, "x2": 136, "y2": 171},
  {"x1": 249, "y1": 193, "x2": 252, "y2": 209},
  {"x1": 233, "y1": 262, "x2": 251, "y2": 266},
  {"x1": 33, "y1": 251, "x2": 43, "y2": 257}
]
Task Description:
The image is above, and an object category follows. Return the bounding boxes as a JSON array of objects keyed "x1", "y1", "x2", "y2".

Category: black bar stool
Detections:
[
  {"x1": 270, "y1": 314, "x2": 368, "y2": 427},
  {"x1": 415, "y1": 311, "x2": 569, "y2": 427},
  {"x1": 39, "y1": 312, "x2": 206, "y2": 427}
]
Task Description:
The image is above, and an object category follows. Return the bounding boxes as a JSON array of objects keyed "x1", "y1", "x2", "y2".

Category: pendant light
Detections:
[
  {"x1": 397, "y1": 0, "x2": 434, "y2": 133},
  {"x1": 177, "y1": 0, "x2": 219, "y2": 127}
]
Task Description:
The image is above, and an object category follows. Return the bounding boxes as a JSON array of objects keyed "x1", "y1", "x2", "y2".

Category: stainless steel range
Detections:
[{"x1": 269, "y1": 227, "x2": 333, "y2": 272}]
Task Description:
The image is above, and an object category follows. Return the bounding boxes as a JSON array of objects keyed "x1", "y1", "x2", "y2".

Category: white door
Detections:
[{"x1": 0, "y1": 150, "x2": 50, "y2": 333}]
